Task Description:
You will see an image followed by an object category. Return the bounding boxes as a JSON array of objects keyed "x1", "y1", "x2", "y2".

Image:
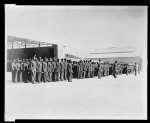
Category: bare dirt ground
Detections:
[{"x1": 5, "y1": 72, "x2": 147, "y2": 121}]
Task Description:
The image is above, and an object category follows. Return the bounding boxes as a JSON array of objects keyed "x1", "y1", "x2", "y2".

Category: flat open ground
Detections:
[{"x1": 5, "y1": 72, "x2": 147, "y2": 120}]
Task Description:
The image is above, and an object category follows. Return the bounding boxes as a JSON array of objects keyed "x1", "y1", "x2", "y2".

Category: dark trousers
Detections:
[
  {"x1": 135, "y1": 70, "x2": 137, "y2": 76},
  {"x1": 87, "y1": 69, "x2": 90, "y2": 78},
  {"x1": 22, "y1": 70, "x2": 26, "y2": 82},
  {"x1": 12, "y1": 70, "x2": 17, "y2": 82},
  {"x1": 31, "y1": 70, "x2": 36, "y2": 82},
  {"x1": 83, "y1": 71, "x2": 86, "y2": 79},
  {"x1": 60, "y1": 71, "x2": 64, "y2": 81},
  {"x1": 27, "y1": 70, "x2": 31, "y2": 82},
  {"x1": 24, "y1": 70, "x2": 28, "y2": 82},
  {"x1": 64, "y1": 71, "x2": 67, "y2": 80},
  {"x1": 46, "y1": 72, "x2": 49, "y2": 81},
  {"x1": 55, "y1": 72, "x2": 60, "y2": 81},
  {"x1": 37, "y1": 72, "x2": 42, "y2": 82},
  {"x1": 126, "y1": 69, "x2": 128, "y2": 75},
  {"x1": 68, "y1": 72, "x2": 72, "y2": 82},
  {"x1": 90, "y1": 70, "x2": 94, "y2": 78},
  {"x1": 77, "y1": 71, "x2": 80, "y2": 79},
  {"x1": 98, "y1": 70, "x2": 101, "y2": 78},
  {"x1": 48, "y1": 72, "x2": 52, "y2": 81},
  {"x1": 113, "y1": 71, "x2": 117, "y2": 78},
  {"x1": 17, "y1": 70, "x2": 21, "y2": 82},
  {"x1": 41, "y1": 72, "x2": 44, "y2": 82},
  {"x1": 43, "y1": 72, "x2": 48, "y2": 82},
  {"x1": 79, "y1": 71, "x2": 83, "y2": 79}
]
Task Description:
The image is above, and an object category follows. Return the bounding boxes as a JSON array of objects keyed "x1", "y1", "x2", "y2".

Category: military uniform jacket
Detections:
[
  {"x1": 26, "y1": 62, "x2": 31, "y2": 70},
  {"x1": 113, "y1": 63, "x2": 118, "y2": 71},
  {"x1": 79, "y1": 62, "x2": 83, "y2": 71},
  {"x1": 56, "y1": 62, "x2": 61, "y2": 72},
  {"x1": 60, "y1": 62, "x2": 64, "y2": 72},
  {"x1": 67, "y1": 63, "x2": 73, "y2": 73},
  {"x1": 20, "y1": 62, "x2": 25, "y2": 71},
  {"x1": 52, "y1": 61, "x2": 56, "y2": 72},
  {"x1": 43, "y1": 61, "x2": 48, "y2": 72},
  {"x1": 92, "y1": 64, "x2": 95, "y2": 71},
  {"x1": 77, "y1": 64, "x2": 81, "y2": 72},
  {"x1": 23, "y1": 62, "x2": 27, "y2": 71},
  {"x1": 98, "y1": 62, "x2": 102, "y2": 71},
  {"x1": 37, "y1": 61, "x2": 42, "y2": 72},
  {"x1": 135, "y1": 64, "x2": 138, "y2": 71},
  {"x1": 64, "y1": 62, "x2": 68, "y2": 71},
  {"x1": 31, "y1": 60, "x2": 37, "y2": 72},
  {"x1": 48, "y1": 62, "x2": 53, "y2": 72},
  {"x1": 90, "y1": 63, "x2": 93, "y2": 71},
  {"x1": 86, "y1": 63, "x2": 90, "y2": 70},
  {"x1": 104, "y1": 64, "x2": 108, "y2": 71},
  {"x1": 16, "y1": 62, "x2": 21, "y2": 71},
  {"x1": 12, "y1": 62, "x2": 17, "y2": 71},
  {"x1": 83, "y1": 63, "x2": 87, "y2": 71}
]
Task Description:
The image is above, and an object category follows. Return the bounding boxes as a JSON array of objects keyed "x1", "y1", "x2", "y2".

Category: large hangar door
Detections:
[{"x1": 7, "y1": 44, "x2": 58, "y2": 72}]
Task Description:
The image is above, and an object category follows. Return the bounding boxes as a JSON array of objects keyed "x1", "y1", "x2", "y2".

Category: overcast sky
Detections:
[{"x1": 5, "y1": 5, "x2": 147, "y2": 58}]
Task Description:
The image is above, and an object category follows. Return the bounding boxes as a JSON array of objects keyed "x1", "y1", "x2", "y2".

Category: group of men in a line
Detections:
[
  {"x1": 11, "y1": 56, "x2": 74, "y2": 83},
  {"x1": 11, "y1": 55, "x2": 140, "y2": 84}
]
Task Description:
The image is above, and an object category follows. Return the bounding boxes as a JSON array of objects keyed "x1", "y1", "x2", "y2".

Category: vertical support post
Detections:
[{"x1": 39, "y1": 42, "x2": 40, "y2": 47}]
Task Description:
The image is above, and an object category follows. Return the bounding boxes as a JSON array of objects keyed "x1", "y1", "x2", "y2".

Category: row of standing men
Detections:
[{"x1": 11, "y1": 56, "x2": 139, "y2": 84}]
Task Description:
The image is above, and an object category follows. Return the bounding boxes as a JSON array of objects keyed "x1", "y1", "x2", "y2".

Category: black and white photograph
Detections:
[{"x1": 5, "y1": 5, "x2": 147, "y2": 121}]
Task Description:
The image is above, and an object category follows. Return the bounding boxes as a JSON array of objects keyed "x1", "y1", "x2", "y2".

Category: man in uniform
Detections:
[
  {"x1": 43, "y1": 58, "x2": 48, "y2": 82},
  {"x1": 126, "y1": 64, "x2": 129, "y2": 75},
  {"x1": 98, "y1": 59, "x2": 102, "y2": 79},
  {"x1": 24, "y1": 59, "x2": 28, "y2": 83},
  {"x1": 30, "y1": 56, "x2": 37, "y2": 84},
  {"x1": 27, "y1": 58, "x2": 31, "y2": 82},
  {"x1": 48, "y1": 58, "x2": 53, "y2": 82},
  {"x1": 35, "y1": 58, "x2": 39, "y2": 82},
  {"x1": 104, "y1": 62, "x2": 109, "y2": 76},
  {"x1": 56, "y1": 59, "x2": 61, "y2": 81},
  {"x1": 119, "y1": 64, "x2": 123, "y2": 75},
  {"x1": 46, "y1": 58, "x2": 49, "y2": 81},
  {"x1": 90, "y1": 61, "x2": 93, "y2": 78},
  {"x1": 52, "y1": 58, "x2": 56, "y2": 81},
  {"x1": 83, "y1": 60, "x2": 87, "y2": 79},
  {"x1": 67, "y1": 60, "x2": 73, "y2": 82},
  {"x1": 134, "y1": 63, "x2": 138, "y2": 76},
  {"x1": 19, "y1": 59, "x2": 25, "y2": 82},
  {"x1": 77, "y1": 61, "x2": 80, "y2": 79},
  {"x1": 11, "y1": 58, "x2": 17, "y2": 82},
  {"x1": 60, "y1": 59, "x2": 64, "y2": 81},
  {"x1": 64, "y1": 58, "x2": 68, "y2": 80},
  {"x1": 85, "y1": 60, "x2": 88, "y2": 78},
  {"x1": 21, "y1": 59, "x2": 26, "y2": 82},
  {"x1": 16, "y1": 58, "x2": 21, "y2": 82},
  {"x1": 86, "y1": 61, "x2": 90, "y2": 78},
  {"x1": 92, "y1": 62, "x2": 95, "y2": 78},
  {"x1": 103, "y1": 62, "x2": 106, "y2": 77},
  {"x1": 41, "y1": 58, "x2": 44, "y2": 82},
  {"x1": 79, "y1": 60, "x2": 83, "y2": 79},
  {"x1": 37, "y1": 57, "x2": 42, "y2": 83},
  {"x1": 113, "y1": 60, "x2": 118, "y2": 78}
]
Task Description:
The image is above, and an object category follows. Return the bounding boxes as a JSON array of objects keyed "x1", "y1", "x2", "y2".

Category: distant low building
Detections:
[
  {"x1": 65, "y1": 54, "x2": 81, "y2": 61},
  {"x1": 85, "y1": 46, "x2": 142, "y2": 66}
]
